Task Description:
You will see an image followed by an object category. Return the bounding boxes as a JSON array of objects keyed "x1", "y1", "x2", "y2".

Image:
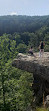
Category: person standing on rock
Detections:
[{"x1": 39, "y1": 41, "x2": 45, "y2": 57}]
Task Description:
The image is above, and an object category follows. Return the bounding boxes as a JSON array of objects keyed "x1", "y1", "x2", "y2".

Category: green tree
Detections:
[{"x1": 17, "y1": 43, "x2": 27, "y2": 53}]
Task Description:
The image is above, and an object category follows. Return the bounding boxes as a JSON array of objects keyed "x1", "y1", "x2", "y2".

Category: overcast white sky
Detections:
[{"x1": 0, "y1": 0, "x2": 49, "y2": 16}]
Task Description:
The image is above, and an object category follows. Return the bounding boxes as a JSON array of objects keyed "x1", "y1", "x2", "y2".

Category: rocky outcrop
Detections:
[
  {"x1": 12, "y1": 52, "x2": 49, "y2": 105},
  {"x1": 44, "y1": 95, "x2": 49, "y2": 108}
]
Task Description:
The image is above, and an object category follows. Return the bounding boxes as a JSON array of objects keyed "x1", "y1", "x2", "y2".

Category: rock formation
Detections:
[{"x1": 12, "y1": 52, "x2": 49, "y2": 105}]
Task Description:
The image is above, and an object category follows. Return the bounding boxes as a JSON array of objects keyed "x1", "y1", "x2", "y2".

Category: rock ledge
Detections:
[{"x1": 12, "y1": 52, "x2": 49, "y2": 104}]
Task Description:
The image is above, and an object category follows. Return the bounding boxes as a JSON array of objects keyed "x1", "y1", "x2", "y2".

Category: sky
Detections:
[{"x1": 0, "y1": 0, "x2": 49, "y2": 16}]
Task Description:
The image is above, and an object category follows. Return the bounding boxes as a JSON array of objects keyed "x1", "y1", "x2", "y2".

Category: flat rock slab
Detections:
[{"x1": 12, "y1": 52, "x2": 49, "y2": 82}]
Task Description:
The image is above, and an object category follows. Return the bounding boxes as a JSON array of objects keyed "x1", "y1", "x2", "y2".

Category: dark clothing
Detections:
[
  {"x1": 28, "y1": 48, "x2": 33, "y2": 55},
  {"x1": 40, "y1": 42, "x2": 44, "y2": 49},
  {"x1": 28, "y1": 51, "x2": 33, "y2": 55},
  {"x1": 28, "y1": 47, "x2": 36, "y2": 57}
]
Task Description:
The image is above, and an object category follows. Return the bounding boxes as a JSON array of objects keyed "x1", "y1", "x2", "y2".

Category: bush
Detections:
[
  {"x1": 36, "y1": 107, "x2": 48, "y2": 111},
  {"x1": 44, "y1": 45, "x2": 49, "y2": 52}
]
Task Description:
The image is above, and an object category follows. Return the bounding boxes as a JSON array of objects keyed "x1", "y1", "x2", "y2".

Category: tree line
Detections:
[{"x1": 0, "y1": 15, "x2": 49, "y2": 35}]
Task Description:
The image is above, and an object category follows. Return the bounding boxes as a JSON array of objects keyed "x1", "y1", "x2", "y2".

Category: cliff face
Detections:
[
  {"x1": 12, "y1": 52, "x2": 49, "y2": 81},
  {"x1": 12, "y1": 52, "x2": 49, "y2": 104}
]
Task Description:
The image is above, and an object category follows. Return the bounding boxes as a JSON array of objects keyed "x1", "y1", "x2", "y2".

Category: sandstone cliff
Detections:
[
  {"x1": 12, "y1": 52, "x2": 49, "y2": 105},
  {"x1": 12, "y1": 52, "x2": 49, "y2": 81}
]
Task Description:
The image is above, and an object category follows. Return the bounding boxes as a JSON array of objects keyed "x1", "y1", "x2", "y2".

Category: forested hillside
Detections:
[
  {"x1": 0, "y1": 15, "x2": 49, "y2": 35},
  {"x1": 0, "y1": 15, "x2": 49, "y2": 51},
  {"x1": 0, "y1": 15, "x2": 49, "y2": 111}
]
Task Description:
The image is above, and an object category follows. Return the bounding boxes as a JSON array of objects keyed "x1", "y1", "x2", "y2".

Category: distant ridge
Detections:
[{"x1": 0, "y1": 15, "x2": 49, "y2": 35}]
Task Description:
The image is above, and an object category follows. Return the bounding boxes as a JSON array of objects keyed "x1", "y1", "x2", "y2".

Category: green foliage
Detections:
[
  {"x1": 0, "y1": 33, "x2": 33, "y2": 111},
  {"x1": 44, "y1": 45, "x2": 49, "y2": 52},
  {"x1": 36, "y1": 107, "x2": 48, "y2": 111},
  {"x1": 17, "y1": 43, "x2": 27, "y2": 53},
  {"x1": 0, "y1": 15, "x2": 49, "y2": 36},
  {"x1": 0, "y1": 61, "x2": 33, "y2": 111},
  {"x1": 28, "y1": 33, "x2": 38, "y2": 48},
  {"x1": 44, "y1": 33, "x2": 49, "y2": 45},
  {"x1": 44, "y1": 33, "x2": 49, "y2": 51}
]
